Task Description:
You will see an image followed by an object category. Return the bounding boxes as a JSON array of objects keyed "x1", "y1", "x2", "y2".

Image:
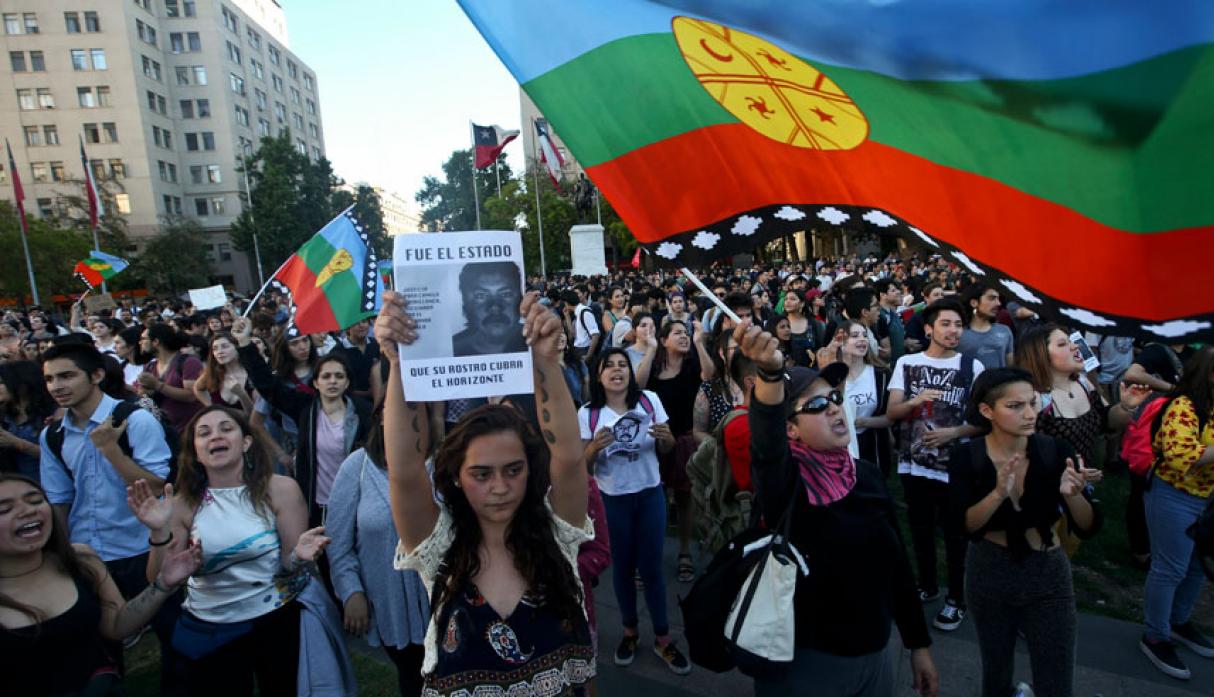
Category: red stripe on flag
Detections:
[{"x1": 276, "y1": 255, "x2": 339, "y2": 334}]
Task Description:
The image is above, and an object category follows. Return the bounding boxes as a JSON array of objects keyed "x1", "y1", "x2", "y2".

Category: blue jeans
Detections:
[
  {"x1": 1143, "y1": 478, "x2": 1207, "y2": 642},
  {"x1": 601, "y1": 485, "x2": 669, "y2": 636}
]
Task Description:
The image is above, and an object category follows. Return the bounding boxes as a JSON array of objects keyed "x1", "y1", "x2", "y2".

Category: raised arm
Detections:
[
  {"x1": 375, "y1": 291, "x2": 439, "y2": 553},
  {"x1": 734, "y1": 320, "x2": 798, "y2": 521},
  {"x1": 632, "y1": 323, "x2": 658, "y2": 388},
  {"x1": 524, "y1": 293, "x2": 588, "y2": 526},
  {"x1": 230, "y1": 317, "x2": 309, "y2": 423}
]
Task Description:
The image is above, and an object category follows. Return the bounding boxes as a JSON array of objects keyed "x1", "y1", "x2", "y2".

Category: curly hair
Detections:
[
  {"x1": 175, "y1": 405, "x2": 275, "y2": 518},
  {"x1": 430, "y1": 405, "x2": 584, "y2": 626}
]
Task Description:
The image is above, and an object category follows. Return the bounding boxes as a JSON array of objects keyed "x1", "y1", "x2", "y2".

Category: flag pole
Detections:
[
  {"x1": 469, "y1": 122, "x2": 482, "y2": 230},
  {"x1": 531, "y1": 119, "x2": 547, "y2": 279},
  {"x1": 241, "y1": 255, "x2": 292, "y2": 318},
  {"x1": 241, "y1": 155, "x2": 266, "y2": 287},
  {"x1": 79, "y1": 136, "x2": 106, "y2": 293},
  {"x1": 7, "y1": 139, "x2": 40, "y2": 306},
  {"x1": 679, "y1": 266, "x2": 741, "y2": 324},
  {"x1": 494, "y1": 158, "x2": 501, "y2": 197}
]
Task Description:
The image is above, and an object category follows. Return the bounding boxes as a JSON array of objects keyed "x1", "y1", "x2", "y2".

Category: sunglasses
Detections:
[{"x1": 791, "y1": 390, "x2": 843, "y2": 417}]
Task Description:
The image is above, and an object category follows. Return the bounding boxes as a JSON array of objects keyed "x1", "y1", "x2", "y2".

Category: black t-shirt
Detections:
[
  {"x1": 1135, "y1": 343, "x2": 1195, "y2": 386},
  {"x1": 649, "y1": 363, "x2": 701, "y2": 436},
  {"x1": 335, "y1": 338, "x2": 381, "y2": 394}
]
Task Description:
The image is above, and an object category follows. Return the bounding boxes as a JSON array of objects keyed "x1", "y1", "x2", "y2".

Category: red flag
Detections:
[
  {"x1": 5, "y1": 139, "x2": 27, "y2": 233},
  {"x1": 630, "y1": 247, "x2": 641, "y2": 269},
  {"x1": 79, "y1": 137, "x2": 104, "y2": 228},
  {"x1": 472, "y1": 123, "x2": 519, "y2": 169}
]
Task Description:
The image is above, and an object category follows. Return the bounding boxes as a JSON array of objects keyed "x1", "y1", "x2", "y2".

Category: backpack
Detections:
[
  {"x1": 688, "y1": 409, "x2": 752, "y2": 555},
  {"x1": 1120, "y1": 396, "x2": 1172, "y2": 477},
  {"x1": 586, "y1": 392, "x2": 655, "y2": 436},
  {"x1": 45, "y1": 400, "x2": 182, "y2": 485},
  {"x1": 577, "y1": 306, "x2": 605, "y2": 359}
]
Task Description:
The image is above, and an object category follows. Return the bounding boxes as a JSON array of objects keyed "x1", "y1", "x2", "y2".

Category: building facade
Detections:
[{"x1": 1, "y1": 0, "x2": 325, "y2": 291}]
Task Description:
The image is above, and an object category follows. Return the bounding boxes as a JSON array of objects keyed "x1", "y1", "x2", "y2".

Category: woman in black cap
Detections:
[{"x1": 735, "y1": 319, "x2": 938, "y2": 697}]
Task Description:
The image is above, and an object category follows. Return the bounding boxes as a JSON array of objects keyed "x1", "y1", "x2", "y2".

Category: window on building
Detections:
[
  {"x1": 37, "y1": 89, "x2": 54, "y2": 109},
  {"x1": 91, "y1": 49, "x2": 106, "y2": 70},
  {"x1": 287, "y1": 61, "x2": 298, "y2": 80},
  {"x1": 189, "y1": 165, "x2": 203, "y2": 184},
  {"x1": 290, "y1": 87, "x2": 301, "y2": 105},
  {"x1": 179, "y1": 99, "x2": 194, "y2": 118},
  {"x1": 29, "y1": 51, "x2": 44, "y2": 71},
  {"x1": 247, "y1": 28, "x2": 260, "y2": 50},
  {"x1": 250, "y1": 59, "x2": 263, "y2": 79},
  {"x1": 84, "y1": 11, "x2": 100, "y2": 32},
  {"x1": 0, "y1": 163, "x2": 6, "y2": 185},
  {"x1": 189, "y1": 32, "x2": 201, "y2": 51},
  {"x1": 163, "y1": 195, "x2": 182, "y2": 216},
  {"x1": 257, "y1": 118, "x2": 270, "y2": 137},
  {"x1": 202, "y1": 132, "x2": 215, "y2": 150},
  {"x1": 175, "y1": 66, "x2": 189, "y2": 85},
  {"x1": 306, "y1": 98, "x2": 316, "y2": 115},
  {"x1": 312, "y1": 146, "x2": 321, "y2": 160},
  {"x1": 102, "y1": 122, "x2": 118, "y2": 143},
  {"x1": 71, "y1": 49, "x2": 88, "y2": 70},
  {"x1": 114, "y1": 192, "x2": 130, "y2": 213},
  {"x1": 304, "y1": 74, "x2": 314, "y2": 92},
  {"x1": 141, "y1": 55, "x2": 161, "y2": 81},
  {"x1": 97, "y1": 85, "x2": 111, "y2": 107},
  {"x1": 162, "y1": 129, "x2": 171, "y2": 149},
  {"x1": 271, "y1": 74, "x2": 283, "y2": 93},
  {"x1": 296, "y1": 139, "x2": 306, "y2": 154},
  {"x1": 36, "y1": 198, "x2": 53, "y2": 217},
  {"x1": 80, "y1": 87, "x2": 98, "y2": 108},
  {"x1": 89, "y1": 159, "x2": 105, "y2": 180},
  {"x1": 31, "y1": 163, "x2": 48, "y2": 182},
  {"x1": 16, "y1": 89, "x2": 35, "y2": 110},
  {"x1": 170, "y1": 33, "x2": 183, "y2": 53},
  {"x1": 50, "y1": 162, "x2": 66, "y2": 182},
  {"x1": 207, "y1": 164, "x2": 222, "y2": 183},
  {"x1": 222, "y1": 7, "x2": 238, "y2": 33},
  {"x1": 292, "y1": 113, "x2": 303, "y2": 130},
  {"x1": 44, "y1": 126, "x2": 59, "y2": 145},
  {"x1": 308, "y1": 122, "x2": 319, "y2": 139},
  {"x1": 185, "y1": 133, "x2": 198, "y2": 151},
  {"x1": 9, "y1": 52, "x2": 26, "y2": 72},
  {"x1": 227, "y1": 40, "x2": 241, "y2": 64},
  {"x1": 23, "y1": 14, "x2": 38, "y2": 34},
  {"x1": 197, "y1": 98, "x2": 210, "y2": 117},
  {"x1": 136, "y1": 19, "x2": 156, "y2": 45},
  {"x1": 3, "y1": 14, "x2": 19, "y2": 35},
  {"x1": 157, "y1": 94, "x2": 166, "y2": 114},
  {"x1": 195, "y1": 198, "x2": 210, "y2": 216},
  {"x1": 183, "y1": 1, "x2": 196, "y2": 17},
  {"x1": 274, "y1": 102, "x2": 285, "y2": 121},
  {"x1": 83, "y1": 123, "x2": 100, "y2": 144},
  {"x1": 234, "y1": 105, "x2": 249, "y2": 127},
  {"x1": 218, "y1": 242, "x2": 232, "y2": 261},
  {"x1": 23, "y1": 126, "x2": 41, "y2": 147},
  {"x1": 164, "y1": 0, "x2": 180, "y2": 17},
  {"x1": 64, "y1": 12, "x2": 81, "y2": 33},
  {"x1": 229, "y1": 73, "x2": 245, "y2": 95},
  {"x1": 254, "y1": 89, "x2": 267, "y2": 109},
  {"x1": 192, "y1": 65, "x2": 207, "y2": 85},
  {"x1": 133, "y1": 0, "x2": 150, "y2": 10},
  {"x1": 238, "y1": 136, "x2": 253, "y2": 156},
  {"x1": 268, "y1": 46, "x2": 280, "y2": 65}
]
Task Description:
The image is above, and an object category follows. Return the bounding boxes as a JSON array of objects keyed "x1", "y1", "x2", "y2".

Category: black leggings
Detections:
[
  {"x1": 384, "y1": 643, "x2": 426, "y2": 696},
  {"x1": 965, "y1": 540, "x2": 1076, "y2": 697},
  {"x1": 903, "y1": 474, "x2": 967, "y2": 602},
  {"x1": 184, "y1": 601, "x2": 301, "y2": 697}
]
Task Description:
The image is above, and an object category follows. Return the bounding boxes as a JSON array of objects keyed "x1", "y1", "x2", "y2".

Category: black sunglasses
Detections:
[{"x1": 790, "y1": 390, "x2": 844, "y2": 417}]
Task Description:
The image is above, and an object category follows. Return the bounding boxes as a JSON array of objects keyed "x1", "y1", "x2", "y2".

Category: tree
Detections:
[
  {"x1": 0, "y1": 202, "x2": 94, "y2": 304},
  {"x1": 517, "y1": 164, "x2": 577, "y2": 275},
  {"x1": 131, "y1": 218, "x2": 214, "y2": 296},
  {"x1": 415, "y1": 149, "x2": 514, "y2": 231},
  {"x1": 229, "y1": 131, "x2": 345, "y2": 274}
]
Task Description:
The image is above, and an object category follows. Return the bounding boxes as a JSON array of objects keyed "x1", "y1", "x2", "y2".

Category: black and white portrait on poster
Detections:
[{"x1": 393, "y1": 230, "x2": 532, "y2": 401}]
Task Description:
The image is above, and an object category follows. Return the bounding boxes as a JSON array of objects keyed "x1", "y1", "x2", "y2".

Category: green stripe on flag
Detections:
[
  {"x1": 524, "y1": 34, "x2": 1214, "y2": 233},
  {"x1": 294, "y1": 226, "x2": 370, "y2": 329}
]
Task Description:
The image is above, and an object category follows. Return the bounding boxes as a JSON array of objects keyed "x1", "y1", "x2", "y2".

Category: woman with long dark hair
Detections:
[
  {"x1": 114, "y1": 325, "x2": 148, "y2": 391},
  {"x1": 251, "y1": 332, "x2": 318, "y2": 472},
  {"x1": 0, "y1": 473, "x2": 200, "y2": 696},
  {"x1": 1139, "y1": 345, "x2": 1214, "y2": 680},
  {"x1": 0, "y1": 361, "x2": 56, "y2": 480},
  {"x1": 377, "y1": 291, "x2": 599, "y2": 695},
  {"x1": 193, "y1": 332, "x2": 255, "y2": 414},
  {"x1": 951, "y1": 368, "x2": 1101, "y2": 697},
  {"x1": 327, "y1": 411, "x2": 429, "y2": 696},
  {"x1": 581, "y1": 347, "x2": 687, "y2": 673},
  {"x1": 837, "y1": 319, "x2": 895, "y2": 476},
  {"x1": 126, "y1": 406, "x2": 329, "y2": 695}
]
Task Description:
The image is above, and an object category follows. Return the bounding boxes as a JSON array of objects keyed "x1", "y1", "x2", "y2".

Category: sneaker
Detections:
[
  {"x1": 1172, "y1": 623, "x2": 1214, "y2": 658},
  {"x1": 917, "y1": 587, "x2": 941, "y2": 603},
  {"x1": 1141, "y1": 636, "x2": 1191, "y2": 679},
  {"x1": 933, "y1": 599, "x2": 966, "y2": 631},
  {"x1": 654, "y1": 640, "x2": 692, "y2": 675},
  {"x1": 614, "y1": 635, "x2": 639, "y2": 666}
]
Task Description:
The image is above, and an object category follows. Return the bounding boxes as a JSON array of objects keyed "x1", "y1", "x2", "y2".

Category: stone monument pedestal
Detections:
[{"x1": 569, "y1": 223, "x2": 608, "y2": 277}]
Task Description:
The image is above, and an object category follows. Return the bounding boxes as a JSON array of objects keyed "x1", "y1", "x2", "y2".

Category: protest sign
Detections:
[
  {"x1": 83, "y1": 292, "x2": 117, "y2": 312},
  {"x1": 393, "y1": 230, "x2": 532, "y2": 401},
  {"x1": 189, "y1": 284, "x2": 228, "y2": 311}
]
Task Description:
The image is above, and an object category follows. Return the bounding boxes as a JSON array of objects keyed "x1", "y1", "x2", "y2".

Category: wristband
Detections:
[
  {"x1": 756, "y1": 366, "x2": 784, "y2": 383},
  {"x1": 149, "y1": 532, "x2": 173, "y2": 547}
]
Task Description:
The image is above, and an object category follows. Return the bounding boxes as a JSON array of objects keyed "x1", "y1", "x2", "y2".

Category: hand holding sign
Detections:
[
  {"x1": 521, "y1": 292, "x2": 561, "y2": 366},
  {"x1": 374, "y1": 290, "x2": 417, "y2": 366}
]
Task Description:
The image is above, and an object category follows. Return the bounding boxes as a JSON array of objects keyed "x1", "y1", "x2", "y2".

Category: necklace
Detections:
[
  {"x1": 1052, "y1": 384, "x2": 1074, "y2": 399},
  {"x1": 0, "y1": 557, "x2": 44, "y2": 579}
]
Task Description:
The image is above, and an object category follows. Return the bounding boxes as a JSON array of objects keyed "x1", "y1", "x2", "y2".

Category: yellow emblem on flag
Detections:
[
  {"x1": 87, "y1": 262, "x2": 112, "y2": 271},
  {"x1": 315, "y1": 249, "x2": 353, "y2": 287},
  {"x1": 673, "y1": 16, "x2": 868, "y2": 151}
]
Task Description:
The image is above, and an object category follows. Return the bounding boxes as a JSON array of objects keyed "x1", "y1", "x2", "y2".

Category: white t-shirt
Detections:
[
  {"x1": 578, "y1": 390, "x2": 668, "y2": 496},
  {"x1": 845, "y1": 363, "x2": 879, "y2": 446},
  {"x1": 889, "y1": 352, "x2": 985, "y2": 482},
  {"x1": 573, "y1": 303, "x2": 599, "y2": 349},
  {"x1": 611, "y1": 315, "x2": 633, "y2": 349}
]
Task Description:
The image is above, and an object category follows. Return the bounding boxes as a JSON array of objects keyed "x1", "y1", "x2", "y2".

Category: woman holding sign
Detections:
[{"x1": 376, "y1": 290, "x2": 597, "y2": 696}]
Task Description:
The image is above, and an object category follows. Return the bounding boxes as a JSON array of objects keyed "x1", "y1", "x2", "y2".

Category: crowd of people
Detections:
[{"x1": 0, "y1": 250, "x2": 1211, "y2": 697}]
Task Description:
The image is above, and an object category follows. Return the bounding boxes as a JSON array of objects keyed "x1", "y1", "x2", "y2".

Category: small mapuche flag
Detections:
[
  {"x1": 472, "y1": 123, "x2": 519, "y2": 169},
  {"x1": 74, "y1": 250, "x2": 129, "y2": 287}
]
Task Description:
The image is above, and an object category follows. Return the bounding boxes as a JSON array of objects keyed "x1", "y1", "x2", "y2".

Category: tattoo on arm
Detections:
[
  {"x1": 536, "y1": 368, "x2": 557, "y2": 444},
  {"x1": 693, "y1": 390, "x2": 710, "y2": 433}
]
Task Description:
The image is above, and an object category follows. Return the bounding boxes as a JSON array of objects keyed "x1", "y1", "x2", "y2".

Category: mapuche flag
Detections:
[
  {"x1": 472, "y1": 123, "x2": 519, "y2": 168},
  {"x1": 269, "y1": 208, "x2": 384, "y2": 336},
  {"x1": 74, "y1": 250, "x2": 129, "y2": 287},
  {"x1": 458, "y1": 1, "x2": 1214, "y2": 342},
  {"x1": 5, "y1": 139, "x2": 27, "y2": 233}
]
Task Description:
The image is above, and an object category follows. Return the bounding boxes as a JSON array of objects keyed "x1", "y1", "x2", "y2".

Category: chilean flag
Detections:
[
  {"x1": 535, "y1": 118, "x2": 564, "y2": 188},
  {"x1": 79, "y1": 136, "x2": 104, "y2": 228},
  {"x1": 472, "y1": 123, "x2": 518, "y2": 169},
  {"x1": 5, "y1": 139, "x2": 27, "y2": 233}
]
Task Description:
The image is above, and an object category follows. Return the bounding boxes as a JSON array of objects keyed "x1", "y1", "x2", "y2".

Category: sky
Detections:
[{"x1": 286, "y1": 0, "x2": 525, "y2": 207}]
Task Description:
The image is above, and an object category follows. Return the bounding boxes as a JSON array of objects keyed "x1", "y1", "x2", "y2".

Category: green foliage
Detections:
[
  {"x1": 0, "y1": 202, "x2": 93, "y2": 303},
  {"x1": 517, "y1": 165, "x2": 576, "y2": 275},
  {"x1": 415, "y1": 149, "x2": 514, "y2": 232},
  {"x1": 229, "y1": 131, "x2": 346, "y2": 271},
  {"x1": 130, "y1": 218, "x2": 214, "y2": 296}
]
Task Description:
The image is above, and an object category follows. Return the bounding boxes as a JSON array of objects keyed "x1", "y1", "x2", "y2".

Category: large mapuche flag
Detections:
[
  {"x1": 458, "y1": 1, "x2": 1214, "y2": 341},
  {"x1": 270, "y1": 208, "x2": 384, "y2": 336}
]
